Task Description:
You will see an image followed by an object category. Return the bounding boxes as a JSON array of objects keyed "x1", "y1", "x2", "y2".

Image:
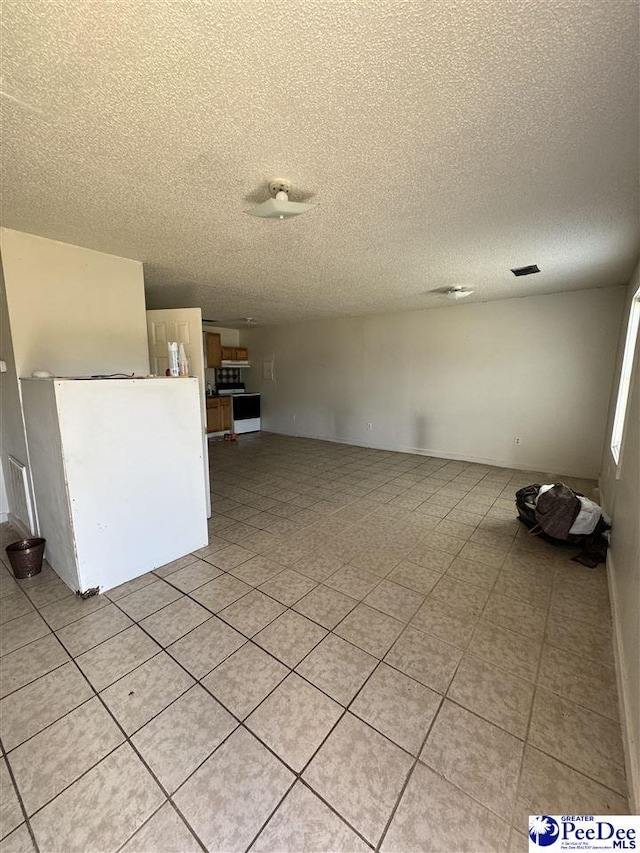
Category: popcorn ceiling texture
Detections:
[{"x1": 1, "y1": 0, "x2": 638, "y2": 325}]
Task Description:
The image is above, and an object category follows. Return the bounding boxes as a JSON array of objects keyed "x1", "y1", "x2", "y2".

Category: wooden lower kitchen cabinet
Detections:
[{"x1": 206, "y1": 396, "x2": 231, "y2": 433}]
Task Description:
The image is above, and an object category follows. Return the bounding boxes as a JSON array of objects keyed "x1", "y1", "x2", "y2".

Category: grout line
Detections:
[
  {"x1": 0, "y1": 443, "x2": 616, "y2": 851},
  {"x1": 0, "y1": 738, "x2": 41, "y2": 853}
]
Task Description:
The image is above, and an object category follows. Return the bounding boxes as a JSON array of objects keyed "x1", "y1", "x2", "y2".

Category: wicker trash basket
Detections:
[{"x1": 5, "y1": 538, "x2": 46, "y2": 579}]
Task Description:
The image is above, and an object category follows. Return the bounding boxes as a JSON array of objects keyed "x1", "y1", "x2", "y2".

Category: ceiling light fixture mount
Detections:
[
  {"x1": 445, "y1": 287, "x2": 474, "y2": 300},
  {"x1": 247, "y1": 177, "x2": 316, "y2": 220}
]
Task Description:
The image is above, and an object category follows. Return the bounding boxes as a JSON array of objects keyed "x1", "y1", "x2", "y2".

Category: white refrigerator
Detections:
[{"x1": 21, "y1": 377, "x2": 208, "y2": 594}]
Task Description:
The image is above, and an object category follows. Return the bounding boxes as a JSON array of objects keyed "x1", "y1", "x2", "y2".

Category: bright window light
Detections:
[{"x1": 611, "y1": 285, "x2": 640, "y2": 465}]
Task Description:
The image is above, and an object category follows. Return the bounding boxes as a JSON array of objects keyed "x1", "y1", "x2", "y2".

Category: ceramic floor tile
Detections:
[
  {"x1": 0, "y1": 611, "x2": 50, "y2": 657},
  {"x1": 29, "y1": 744, "x2": 164, "y2": 853},
  {"x1": 351, "y1": 662, "x2": 441, "y2": 754},
  {"x1": 258, "y1": 568, "x2": 317, "y2": 605},
  {"x1": 296, "y1": 633, "x2": 377, "y2": 706},
  {"x1": 251, "y1": 781, "x2": 369, "y2": 853},
  {"x1": 208, "y1": 544, "x2": 256, "y2": 570},
  {"x1": 303, "y1": 712, "x2": 413, "y2": 846},
  {"x1": 0, "y1": 823, "x2": 35, "y2": 852},
  {"x1": 493, "y1": 567, "x2": 552, "y2": 610},
  {"x1": 447, "y1": 654, "x2": 535, "y2": 738},
  {"x1": 75, "y1": 625, "x2": 160, "y2": 692},
  {"x1": 324, "y1": 565, "x2": 380, "y2": 599},
  {"x1": 38, "y1": 593, "x2": 111, "y2": 632},
  {"x1": 219, "y1": 589, "x2": 286, "y2": 637},
  {"x1": 407, "y1": 545, "x2": 455, "y2": 573},
  {"x1": 348, "y1": 548, "x2": 405, "y2": 577},
  {"x1": 139, "y1": 596, "x2": 211, "y2": 647},
  {"x1": 445, "y1": 555, "x2": 501, "y2": 589},
  {"x1": 429, "y1": 574, "x2": 490, "y2": 615},
  {"x1": 17, "y1": 575, "x2": 71, "y2": 610},
  {"x1": 100, "y1": 651, "x2": 194, "y2": 734},
  {"x1": 116, "y1": 580, "x2": 183, "y2": 621},
  {"x1": 385, "y1": 625, "x2": 462, "y2": 694},
  {"x1": 162, "y1": 559, "x2": 223, "y2": 593},
  {"x1": 0, "y1": 593, "x2": 34, "y2": 626},
  {"x1": 334, "y1": 603, "x2": 404, "y2": 658},
  {"x1": 292, "y1": 584, "x2": 358, "y2": 629},
  {"x1": 387, "y1": 560, "x2": 443, "y2": 595},
  {"x1": 120, "y1": 802, "x2": 201, "y2": 853},
  {"x1": 132, "y1": 684, "x2": 237, "y2": 793},
  {"x1": 292, "y1": 553, "x2": 344, "y2": 582},
  {"x1": 512, "y1": 746, "x2": 629, "y2": 834},
  {"x1": 418, "y1": 530, "x2": 467, "y2": 556},
  {"x1": 173, "y1": 727, "x2": 294, "y2": 853},
  {"x1": 106, "y1": 573, "x2": 157, "y2": 602},
  {"x1": 470, "y1": 619, "x2": 542, "y2": 681},
  {"x1": 254, "y1": 610, "x2": 327, "y2": 667},
  {"x1": 420, "y1": 699, "x2": 523, "y2": 820},
  {"x1": 152, "y1": 553, "x2": 198, "y2": 578},
  {"x1": 190, "y1": 573, "x2": 253, "y2": 612},
  {"x1": 246, "y1": 673, "x2": 343, "y2": 771},
  {"x1": 0, "y1": 662, "x2": 94, "y2": 750},
  {"x1": 545, "y1": 612, "x2": 614, "y2": 668},
  {"x1": 410, "y1": 597, "x2": 478, "y2": 648},
  {"x1": 230, "y1": 554, "x2": 284, "y2": 587},
  {"x1": 381, "y1": 757, "x2": 509, "y2": 852},
  {"x1": 167, "y1": 615, "x2": 245, "y2": 679},
  {"x1": 55, "y1": 603, "x2": 133, "y2": 656},
  {"x1": 528, "y1": 689, "x2": 627, "y2": 794},
  {"x1": 0, "y1": 757, "x2": 23, "y2": 839},
  {"x1": 8, "y1": 697, "x2": 124, "y2": 815},
  {"x1": 0, "y1": 634, "x2": 69, "y2": 699},
  {"x1": 363, "y1": 579, "x2": 424, "y2": 622},
  {"x1": 537, "y1": 644, "x2": 619, "y2": 720},
  {"x1": 482, "y1": 591, "x2": 546, "y2": 641},
  {"x1": 202, "y1": 642, "x2": 288, "y2": 718}
]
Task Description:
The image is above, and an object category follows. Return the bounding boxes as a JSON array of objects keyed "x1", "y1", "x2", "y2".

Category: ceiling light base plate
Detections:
[{"x1": 269, "y1": 179, "x2": 291, "y2": 197}]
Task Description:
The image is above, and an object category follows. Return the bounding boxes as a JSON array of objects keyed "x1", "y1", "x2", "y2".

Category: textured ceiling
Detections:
[{"x1": 2, "y1": 0, "x2": 639, "y2": 326}]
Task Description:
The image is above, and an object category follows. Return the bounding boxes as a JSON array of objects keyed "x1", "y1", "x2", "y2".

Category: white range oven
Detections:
[{"x1": 218, "y1": 390, "x2": 261, "y2": 433}]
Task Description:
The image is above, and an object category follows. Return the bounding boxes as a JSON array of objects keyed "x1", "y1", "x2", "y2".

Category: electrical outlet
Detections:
[
  {"x1": 514, "y1": 437, "x2": 521, "y2": 445},
  {"x1": 366, "y1": 422, "x2": 373, "y2": 431}
]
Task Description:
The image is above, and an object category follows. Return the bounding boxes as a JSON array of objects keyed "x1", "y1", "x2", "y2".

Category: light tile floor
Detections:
[{"x1": 0, "y1": 433, "x2": 628, "y2": 853}]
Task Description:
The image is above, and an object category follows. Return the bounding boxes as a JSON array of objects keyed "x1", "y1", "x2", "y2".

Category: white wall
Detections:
[
  {"x1": 599, "y1": 264, "x2": 640, "y2": 813},
  {"x1": 1, "y1": 229, "x2": 149, "y2": 378},
  {"x1": 202, "y1": 325, "x2": 240, "y2": 347},
  {"x1": 0, "y1": 229, "x2": 150, "y2": 535},
  {"x1": 0, "y1": 262, "x2": 37, "y2": 533},
  {"x1": 243, "y1": 287, "x2": 625, "y2": 478}
]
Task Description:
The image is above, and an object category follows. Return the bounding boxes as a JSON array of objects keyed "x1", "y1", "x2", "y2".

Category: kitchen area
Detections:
[{"x1": 203, "y1": 325, "x2": 261, "y2": 437}]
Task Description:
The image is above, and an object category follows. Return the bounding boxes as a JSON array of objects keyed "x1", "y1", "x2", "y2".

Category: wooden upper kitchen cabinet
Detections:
[
  {"x1": 205, "y1": 332, "x2": 222, "y2": 368},
  {"x1": 221, "y1": 346, "x2": 249, "y2": 362}
]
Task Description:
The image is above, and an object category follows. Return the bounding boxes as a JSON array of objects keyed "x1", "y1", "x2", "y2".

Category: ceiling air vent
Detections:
[{"x1": 511, "y1": 264, "x2": 540, "y2": 277}]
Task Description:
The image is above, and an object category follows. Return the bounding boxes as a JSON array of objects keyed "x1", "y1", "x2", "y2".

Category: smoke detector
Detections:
[
  {"x1": 247, "y1": 179, "x2": 316, "y2": 220},
  {"x1": 445, "y1": 287, "x2": 474, "y2": 300}
]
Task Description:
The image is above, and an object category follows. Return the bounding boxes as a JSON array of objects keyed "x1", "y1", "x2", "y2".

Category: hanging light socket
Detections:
[
  {"x1": 247, "y1": 178, "x2": 316, "y2": 220},
  {"x1": 445, "y1": 287, "x2": 474, "y2": 300}
]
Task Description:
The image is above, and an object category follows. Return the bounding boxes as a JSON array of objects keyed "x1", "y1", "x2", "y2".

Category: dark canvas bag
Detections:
[{"x1": 534, "y1": 483, "x2": 582, "y2": 539}]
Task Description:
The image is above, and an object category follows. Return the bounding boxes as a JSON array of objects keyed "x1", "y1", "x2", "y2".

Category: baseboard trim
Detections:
[
  {"x1": 262, "y1": 427, "x2": 597, "y2": 478},
  {"x1": 606, "y1": 551, "x2": 639, "y2": 813}
]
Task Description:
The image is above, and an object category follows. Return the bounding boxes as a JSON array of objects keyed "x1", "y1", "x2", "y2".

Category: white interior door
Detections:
[{"x1": 146, "y1": 308, "x2": 211, "y2": 517}]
